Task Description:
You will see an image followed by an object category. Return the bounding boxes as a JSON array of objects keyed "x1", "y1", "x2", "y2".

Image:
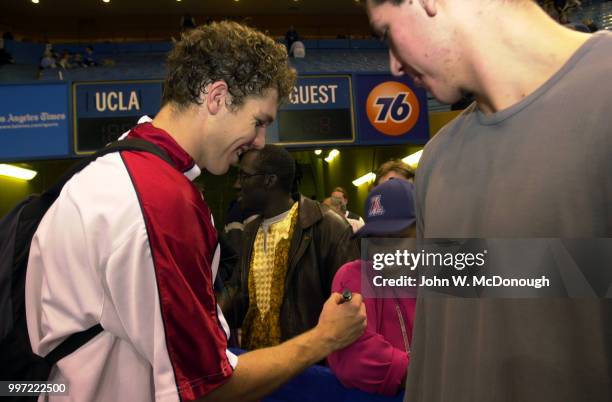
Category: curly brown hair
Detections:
[{"x1": 162, "y1": 21, "x2": 296, "y2": 110}]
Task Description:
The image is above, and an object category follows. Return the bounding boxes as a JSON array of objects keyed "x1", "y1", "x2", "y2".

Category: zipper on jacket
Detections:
[{"x1": 395, "y1": 303, "x2": 410, "y2": 354}]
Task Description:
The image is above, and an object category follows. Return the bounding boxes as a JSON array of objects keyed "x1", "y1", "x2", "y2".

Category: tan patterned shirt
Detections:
[
  {"x1": 251, "y1": 202, "x2": 298, "y2": 314},
  {"x1": 242, "y1": 202, "x2": 299, "y2": 349}
]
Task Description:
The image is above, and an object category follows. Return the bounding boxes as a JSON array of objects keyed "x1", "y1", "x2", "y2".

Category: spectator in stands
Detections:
[
  {"x1": 57, "y1": 51, "x2": 73, "y2": 69},
  {"x1": 225, "y1": 145, "x2": 359, "y2": 351},
  {"x1": 374, "y1": 159, "x2": 414, "y2": 186},
  {"x1": 83, "y1": 46, "x2": 98, "y2": 67},
  {"x1": 180, "y1": 13, "x2": 197, "y2": 31},
  {"x1": 73, "y1": 53, "x2": 86, "y2": 68},
  {"x1": 289, "y1": 40, "x2": 306, "y2": 58},
  {"x1": 0, "y1": 38, "x2": 14, "y2": 66},
  {"x1": 285, "y1": 25, "x2": 300, "y2": 55},
  {"x1": 43, "y1": 42, "x2": 56, "y2": 57},
  {"x1": 331, "y1": 186, "x2": 365, "y2": 230},
  {"x1": 328, "y1": 178, "x2": 417, "y2": 396},
  {"x1": 39, "y1": 49, "x2": 56, "y2": 69}
]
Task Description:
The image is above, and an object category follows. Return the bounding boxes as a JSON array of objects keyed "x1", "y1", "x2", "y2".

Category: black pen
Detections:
[{"x1": 339, "y1": 289, "x2": 352, "y2": 304}]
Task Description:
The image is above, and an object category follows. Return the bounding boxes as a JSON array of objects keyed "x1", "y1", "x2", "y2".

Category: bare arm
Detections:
[{"x1": 199, "y1": 292, "x2": 367, "y2": 402}]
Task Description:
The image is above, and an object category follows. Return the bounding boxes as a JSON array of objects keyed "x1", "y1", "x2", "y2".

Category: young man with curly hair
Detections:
[
  {"x1": 364, "y1": 0, "x2": 612, "y2": 401},
  {"x1": 25, "y1": 21, "x2": 366, "y2": 402}
]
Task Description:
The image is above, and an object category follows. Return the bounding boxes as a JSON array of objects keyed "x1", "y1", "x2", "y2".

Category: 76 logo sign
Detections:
[
  {"x1": 374, "y1": 92, "x2": 412, "y2": 123},
  {"x1": 366, "y1": 81, "x2": 420, "y2": 136}
]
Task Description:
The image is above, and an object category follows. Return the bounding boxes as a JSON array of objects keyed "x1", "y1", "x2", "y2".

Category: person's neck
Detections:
[
  {"x1": 263, "y1": 194, "x2": 296, "y2": 220},
  {"x1": 460, "y1": 3, "x2": 591, "y2": 115},
  {"x1": 152, "y1": 103, "x2": 206, "y2": 164}
]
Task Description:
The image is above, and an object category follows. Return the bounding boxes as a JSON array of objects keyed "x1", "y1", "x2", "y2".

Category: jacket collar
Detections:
[
  {"x1": 296, "y1": 196, "x2": 323, "y2": 229},
  {"x1": 126, "y1": 117, "x2": 200, "y2": 181},
  {"x1": 245, "y1": 195, "x2": 324, "y2": 233}
]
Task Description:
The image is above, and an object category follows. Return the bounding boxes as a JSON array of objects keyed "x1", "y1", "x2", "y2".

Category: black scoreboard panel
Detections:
[
  {"x1": 73, "y1": 76, "x2": 357, "y2": 152},
  {"x1": 277, "y1": 109, "x2": 354, "y2": 143},
  {"x1": 73, "y1": 80, "x2": 163, "y2": 155},
  {"x1": 76, "y1": 116, "x2": 141, "y2": 152},
  {"x1": 270, "y1": 74, "x2": 356, "y2": 146}
]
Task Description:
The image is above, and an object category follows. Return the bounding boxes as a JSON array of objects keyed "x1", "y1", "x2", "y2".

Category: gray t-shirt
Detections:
[{"x1": 407, "y1": 32, "x2": 612, "y2": 402}]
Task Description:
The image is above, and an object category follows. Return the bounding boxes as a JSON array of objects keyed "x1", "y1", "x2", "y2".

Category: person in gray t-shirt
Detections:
[{"x1": 364, "y1": 0, "x2": 611, "y2": 401}]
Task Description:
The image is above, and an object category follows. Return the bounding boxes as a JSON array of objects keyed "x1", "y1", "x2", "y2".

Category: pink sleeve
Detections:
[{"x1": 328, "y1": 261, "x2": 409, "y2": 396}]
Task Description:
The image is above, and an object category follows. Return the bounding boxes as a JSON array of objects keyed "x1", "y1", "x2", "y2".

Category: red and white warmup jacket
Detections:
[{"x1": 26, "y1": 117, "x2": 237, "y2": 402}]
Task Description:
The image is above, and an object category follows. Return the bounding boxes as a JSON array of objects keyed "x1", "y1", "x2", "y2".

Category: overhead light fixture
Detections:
[
  {"x1": 402, "y1": 150, "x2": 423, "y2": 169},
  {"x1": 352, "y1": 172, "x2": 376, "y2": 187},
  {"x1": 324, "y1": 149, "x2": 340, "y2": 163},
  {"x1": 102, "y1": 0, "x2": 110, "y2": 3},
  {"x1": 314, "y1": 149, "x2": 322, "y2": 155},
  {"x1": 31, "y1": 0, "x2": 39, "y2": 3},
  {"x1": 0, "y1": 164, "x2": 38, "y2": 181}
]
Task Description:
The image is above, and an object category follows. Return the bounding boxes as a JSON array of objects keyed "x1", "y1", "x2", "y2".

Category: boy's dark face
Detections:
[{"x1": 236, "y1": 151, "x2": 269, "y2": 213}]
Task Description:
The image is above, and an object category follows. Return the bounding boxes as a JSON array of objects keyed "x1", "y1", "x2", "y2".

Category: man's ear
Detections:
[
  {"x1": 419, "y1": 0, "x2": 437, "y2": 17},
  {"x1": 205, "y1": 80, "x2": 230, "y2": 116}
]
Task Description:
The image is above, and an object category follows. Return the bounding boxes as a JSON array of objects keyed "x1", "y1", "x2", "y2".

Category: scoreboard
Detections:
[
  {"x1": 267, "y1": 75, "x2": 355, "y2": 146},
  {"x1": 72, "y1": 76, "x2": 356, "y2": 154},
  {"x1": 72, "y1": 80, "x2": 163, "y2": 154},
  {"x1": 0, "y1": 74, "x2": 429, "y2": 161}
]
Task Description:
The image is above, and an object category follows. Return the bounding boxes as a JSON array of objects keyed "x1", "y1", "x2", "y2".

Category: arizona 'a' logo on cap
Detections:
[{"x1": 368, "y1": 195, "x2": 385, "y2": 217}]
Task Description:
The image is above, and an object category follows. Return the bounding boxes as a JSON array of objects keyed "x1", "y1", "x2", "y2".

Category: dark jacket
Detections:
[{"x1": 223, "y1": 196, "x2": 359, "y2": 343}]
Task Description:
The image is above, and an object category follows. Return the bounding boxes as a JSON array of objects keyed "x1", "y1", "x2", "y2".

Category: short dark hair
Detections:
[
  {"x1": 374, "y1": 159, "x2": 414, "y2": 185},
  {"x1": 162, "y1": 21, "x2": 297, "y2": 110},
  {"x1": 253, "y1": 145, "x2": 296, "y2": 194}
]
